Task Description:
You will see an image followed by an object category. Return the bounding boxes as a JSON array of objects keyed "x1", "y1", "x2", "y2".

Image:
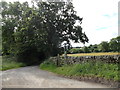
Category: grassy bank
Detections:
[
  {"x1": 0, "y1": 56, "x2": 26, "y2": 71},
  {"x1": 67, "y1": 52, "x2": 120, "y2": 57},
  {"x1": 40, "y1": 60, "x2": 119, "y2": 81}
]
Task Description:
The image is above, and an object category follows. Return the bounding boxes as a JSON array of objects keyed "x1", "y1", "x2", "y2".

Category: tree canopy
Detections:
[{"x1": 1, "y1": 1, "x2": 89, "y2": 64}]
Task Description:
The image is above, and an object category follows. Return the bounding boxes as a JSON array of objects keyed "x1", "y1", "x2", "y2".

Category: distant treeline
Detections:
[{"x1": 68, "y1": 36, "x2": 120, "y2": 54}]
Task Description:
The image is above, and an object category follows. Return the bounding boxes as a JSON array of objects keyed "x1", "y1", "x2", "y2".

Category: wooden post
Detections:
[
  {"x1": 57, "y1": 54, "x2": 60, "y2": 66},
  {"x1": 64, "y1": 51, "x2": 67, "y2": 65}
]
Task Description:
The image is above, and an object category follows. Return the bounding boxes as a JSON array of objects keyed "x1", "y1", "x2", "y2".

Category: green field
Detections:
[
  {"x1": 0, "y1": 56, "x2": 26, "y2": 71},
  {"x1": 67, "y1": 52, "x2": 119, "y2": 57}
]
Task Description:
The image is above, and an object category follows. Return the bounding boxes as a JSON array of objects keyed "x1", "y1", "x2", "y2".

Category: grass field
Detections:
[
  {"x1": 0, "y1": 56, "x2": 26, "y2": 71},
  {"x1": 67, "y1": 52, "x2": 120, "y2": 57}
]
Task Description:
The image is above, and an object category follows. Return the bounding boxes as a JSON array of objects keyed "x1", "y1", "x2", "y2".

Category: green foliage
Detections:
[
  {"x1": 68, "y1": 47, "x2": 90, "y2": 54},
  {"x1": 0, "y1": 27, "x2": 2, "y2": 54},
  {"x1": 68, "y1": 36, "x2": 120, "y2": 54},
  {"x1": 68, "y1": 48, "x2": 83, "y2": 54},
  {"x1": 40, "y1": 60, "x2": 57, "y2": 71},
  {"x1": 99, "y1": 41, "x2": 110, "y2": 52},
  {"x1": 83, "y1": 46, "x2": 90, "y2": 53},
  {"x1": 109, "y1": 36, "x2": 120, "y2": 52},
  {"x1": 0, "y1": 56, "x2": 26, "y2": 71},
  {"x1": 1, "y1": 1, "x2": 89, "y2": 64},
  {"x1": 40, "y1": 60, "x2": 119, "y2": 81},
  {"x1": 88, "y1": 44, "x2": 100, "y2": 52}
]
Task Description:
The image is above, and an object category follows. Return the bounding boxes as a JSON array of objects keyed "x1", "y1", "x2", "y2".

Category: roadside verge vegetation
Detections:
[
  {"x1": 40, "y1": 59, "x2": 119, "y2": 81},
  {"x1": 0, "y1": 56, "x2": 26, "y2": 71}
]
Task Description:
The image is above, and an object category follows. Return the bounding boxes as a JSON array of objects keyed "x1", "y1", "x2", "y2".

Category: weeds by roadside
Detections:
[
  {"x1": 40, "y1": 59, "x2": 119, "y2": 81},
  {"x1": 0, "y1": 56, "x2": 26, "y2": 71}
]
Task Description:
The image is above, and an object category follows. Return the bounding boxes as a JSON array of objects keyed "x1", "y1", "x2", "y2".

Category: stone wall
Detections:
[
  {"x1": 48, "y1": 55, "x2": 120, "y2": 87},
  {"x1": 49, "y1": 55, "x2": 120, "y2": 66}
]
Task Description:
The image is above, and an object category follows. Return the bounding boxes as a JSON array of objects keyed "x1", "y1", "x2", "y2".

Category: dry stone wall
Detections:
[
  {"x1": 48, "y1": 55, "x2": 120, "y2": 87},
  {"x1": 49, "y1": 55, "x2": 120, "y2": 66}
]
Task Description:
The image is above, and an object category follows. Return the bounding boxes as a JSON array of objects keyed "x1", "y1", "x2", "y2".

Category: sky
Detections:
[
  {"x1": 1, "y1": 0, "x2": 120, "y2": 47},
  {"x1": 72, "y1": 0, "x2": 119, "y2": 47}
]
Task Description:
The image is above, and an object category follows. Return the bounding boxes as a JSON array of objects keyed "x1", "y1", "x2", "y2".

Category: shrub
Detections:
[
  {"x1": 69, "y1": 48, "x2": 83, "y2": 54},
  {"x1": 1, "y1": 56, "x2": 26, "y2": 71},
  {"x1": 40, "y1": 60, "x2": 119, "y2": 81},
  {"x1": 40, "y1": 59, "x2": 57, "y2": 71}
]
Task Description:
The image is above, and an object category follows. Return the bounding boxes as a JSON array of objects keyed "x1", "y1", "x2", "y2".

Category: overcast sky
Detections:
[
  {"x1": 1, "y1": 0, "x2": 120, "y2": 47},
  {"x1": 72, "y1": 0, "x2": 119, "y2": 47}
]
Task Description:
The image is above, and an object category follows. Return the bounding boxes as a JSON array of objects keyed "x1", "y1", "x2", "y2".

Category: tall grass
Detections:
[
  {"x1": 0, "y1": 56, "x2": 26, "y2": 71},
  {"x1": 40, "y1": 60, "x2": 119, "y2": 81}
]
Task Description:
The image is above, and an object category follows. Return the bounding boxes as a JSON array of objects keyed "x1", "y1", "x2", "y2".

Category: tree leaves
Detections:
[{"x1": 1, "y1": 1, "x2": 89, "y2": 63}]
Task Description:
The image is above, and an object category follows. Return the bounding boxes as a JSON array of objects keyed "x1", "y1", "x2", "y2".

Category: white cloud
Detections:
[{"x1": 71, "y1": 0, "x2": 119, "y2": 47}]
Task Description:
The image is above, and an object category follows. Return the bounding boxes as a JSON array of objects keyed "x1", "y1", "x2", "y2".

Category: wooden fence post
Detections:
[{"x1": 57, "y1": 54, "x2": 60, "y2": 66}]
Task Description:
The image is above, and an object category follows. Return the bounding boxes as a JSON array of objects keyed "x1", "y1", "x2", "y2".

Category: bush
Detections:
[
  {"x1": 1, "y1": 56, "x2": 26, "y2": 71},
  {"x1": 40, "y1": 60, "x2": 57, "y2": 71},
  {"x1": 16, "y1": 46, "x2": 46, "y2": 65},
  {"x1": 69, "y1": 48, "x2": 83, "y2": 54}
]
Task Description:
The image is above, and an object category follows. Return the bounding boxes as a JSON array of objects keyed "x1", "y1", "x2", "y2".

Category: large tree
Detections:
[
  {"x1": 99, "y1": 41, "x2": 110, "y2": 52},
  {"x1": 1, "y1": 1, "x2": 89, "y2": 64},
  {"x1": 32, "y1": 1, "x2": 89, "y2": 56}
]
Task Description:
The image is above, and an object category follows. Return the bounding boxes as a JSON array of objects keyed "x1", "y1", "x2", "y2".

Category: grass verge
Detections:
[
  {"x1": 40, "y1": 60, "x2": 119, "y2": 81},
  {"x1": 0, "y1": 56, "x2": 26, "y2": 71}
]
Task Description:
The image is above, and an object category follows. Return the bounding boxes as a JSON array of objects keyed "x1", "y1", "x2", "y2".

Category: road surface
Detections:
[{"x1": 1, "y1": 66, "x2": 110, "y2": 88}]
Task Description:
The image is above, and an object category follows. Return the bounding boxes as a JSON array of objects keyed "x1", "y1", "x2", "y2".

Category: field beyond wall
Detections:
[{"x1": 67, "y1": 52, "x2": 120, "y2": 57}]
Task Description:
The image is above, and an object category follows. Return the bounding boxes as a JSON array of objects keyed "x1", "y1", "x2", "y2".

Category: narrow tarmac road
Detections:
[{"x1": 1, "y1": 66, "x2": 110, "y2": 88}]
